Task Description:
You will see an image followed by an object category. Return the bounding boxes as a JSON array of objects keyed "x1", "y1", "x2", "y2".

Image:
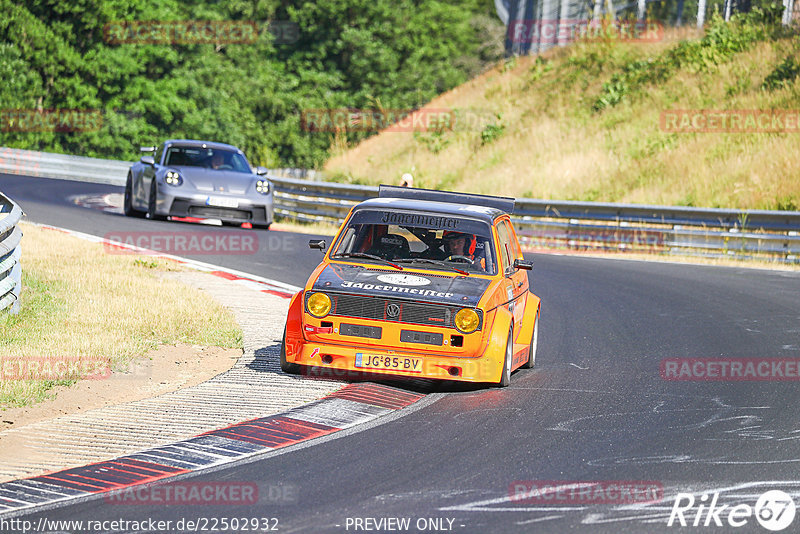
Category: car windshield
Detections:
[
  {"x1": 331, "y1": 209, "x2": 497, "y2": 275},
  {"x1": 164, "y1": 146, "x2": 251, "y2": 173}
]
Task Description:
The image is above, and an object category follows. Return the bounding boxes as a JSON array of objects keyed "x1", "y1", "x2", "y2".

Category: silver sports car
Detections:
[{"x1": 124, "y1": 139, "x2": 274, "y2": 229}]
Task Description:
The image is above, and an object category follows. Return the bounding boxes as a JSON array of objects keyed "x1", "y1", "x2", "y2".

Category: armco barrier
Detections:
[
  {"x1": 0, "y1": 191, "x2": 23, "y2": 314},
  {"x1": 1, "y1": 147, "x2": 799, "y2": 263},
  {"x1": 268, "y1": 176, "x2": 800, "y2": 263}
]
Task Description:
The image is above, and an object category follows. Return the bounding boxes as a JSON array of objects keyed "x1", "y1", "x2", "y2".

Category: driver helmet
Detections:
[{"x1": 443, "y1": 230, "x2": 476, "y2": 255}]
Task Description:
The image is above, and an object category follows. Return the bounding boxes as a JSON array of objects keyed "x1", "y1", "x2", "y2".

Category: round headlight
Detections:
[
  {"x1": 165, "y1": 170, "x2": 182, "y2": 186},
  {"x1": 307, "y1": 292, "x2": 332, "y2": 318},
  {"x1": 454, "y1": 308, "x2": 480, "y2": 334},
  {"x1": 256, "y1": 180, "x2": 270, "y2": 194}
]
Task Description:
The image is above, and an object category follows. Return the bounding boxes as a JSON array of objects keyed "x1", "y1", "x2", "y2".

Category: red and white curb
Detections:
[
  {"x1": 0, "y1": 384, "x2": 424, "y2": 514},
  {"x1": 0, "y1": 223, "x2": 429, "y2": 515}
]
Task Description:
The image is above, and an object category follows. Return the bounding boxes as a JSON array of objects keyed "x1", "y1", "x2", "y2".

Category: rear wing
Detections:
[{"x1": 379, "y1": 185, "x2": 515, "y2": 214}]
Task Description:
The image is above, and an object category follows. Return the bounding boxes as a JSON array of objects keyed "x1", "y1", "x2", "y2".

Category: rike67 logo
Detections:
[{"x1": 668, "y1": 490, "x2": 796, "y2": 531}]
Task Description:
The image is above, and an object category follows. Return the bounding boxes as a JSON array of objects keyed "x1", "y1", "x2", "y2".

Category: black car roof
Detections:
[{"x1": 355, "y1": 197, "x2": 508, "y2": 224}]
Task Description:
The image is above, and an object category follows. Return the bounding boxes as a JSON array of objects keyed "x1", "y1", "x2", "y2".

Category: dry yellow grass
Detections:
[
  {"x1": 0, "y1": 223, "x2": 242, "y2": 408},
  {"x1": 324, "y1": 26, "x2": 800, "y2": 211}
]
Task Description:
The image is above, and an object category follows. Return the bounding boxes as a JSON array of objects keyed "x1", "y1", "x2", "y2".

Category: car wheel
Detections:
[
  {"x1": 123, "y1": 173, "x2": 146, "y2": 218},
  {"x1": 521, "y1": 314, "x2": 538, "y2": 369},
  {"x1": 147, "y1": 178, "x2": 165, "y2": 220},
  {"x1": 279, "y1": 328, "x2": 301, "y2": 375},
  {"x1": 252, "y1": 223, "x2": 271, "y2": 230},
  {"x1": 497, "y1": 328, "x2": 513, "y2": 387}
]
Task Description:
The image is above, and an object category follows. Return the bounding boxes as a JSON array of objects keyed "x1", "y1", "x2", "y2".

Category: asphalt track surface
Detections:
[{"x1": 2, "y1": 174, "x2": 800, "y2": 533}]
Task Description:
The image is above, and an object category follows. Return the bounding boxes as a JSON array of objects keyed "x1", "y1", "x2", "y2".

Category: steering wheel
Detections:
[
  {"x1": 444, "y1": 255, "x2": 474, "y2": 264},
  {"x1": 217, "y1": 164, "x2": 233, "y2": 170}
]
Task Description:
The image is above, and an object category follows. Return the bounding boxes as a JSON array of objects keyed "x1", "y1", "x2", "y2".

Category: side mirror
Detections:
[
  {"x1": 513, "y1": 258, "x2": 533, "y2": 271},
  {"x1": 309, "y1": 239, "x2": 326, "y2": 251},
  {"x1": 140, "y1": 146, "x2": 156, "y2": 153},
  {"x1": 255, "y1": 166, "x2": 269, "y2": 176},
  {"x1": 140, "y1": 155, "x2": 155, "y2": 166}
]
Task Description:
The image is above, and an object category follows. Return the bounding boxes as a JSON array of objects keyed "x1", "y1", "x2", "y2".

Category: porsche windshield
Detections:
[
  {"x1": 164, "y1": 146, "x2": 251, "y2": 173},
  {"x1": 331, "y1": 210, "x2": 497, "y2": 275}
]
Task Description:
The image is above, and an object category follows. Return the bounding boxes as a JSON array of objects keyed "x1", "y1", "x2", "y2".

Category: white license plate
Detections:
[
  {"x1": 206, "y1": 196, "x2": 239, "y2": 208},
  {"x1": 354, "y1": 353, "x2": 422, "y2": 373}
]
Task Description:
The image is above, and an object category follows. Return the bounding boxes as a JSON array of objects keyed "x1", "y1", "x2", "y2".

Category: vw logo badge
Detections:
[{"x1": 386, "y1": 303, "x2": 401, "y2": 318}]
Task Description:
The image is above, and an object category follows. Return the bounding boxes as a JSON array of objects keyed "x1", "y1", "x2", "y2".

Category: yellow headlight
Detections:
[
  {"x1": 454, "y1": 308, "x2": 480, "y2": 334},
  {"x1": 307, "y1": 292, "x2": 332, "y2": 318}
]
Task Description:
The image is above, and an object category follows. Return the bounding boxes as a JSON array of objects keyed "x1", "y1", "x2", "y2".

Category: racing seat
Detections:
[
  {"x1": 367, "y1": 233, "x2": 410, "y2": 260},
  {"x1": 472, "y1": 240, "x2": 489, "y2": 272}
]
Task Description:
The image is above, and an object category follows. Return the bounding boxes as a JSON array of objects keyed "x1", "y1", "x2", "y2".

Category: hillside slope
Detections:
[{"x1": 325, "y1": 12, "x2": 800, "y2": 210}]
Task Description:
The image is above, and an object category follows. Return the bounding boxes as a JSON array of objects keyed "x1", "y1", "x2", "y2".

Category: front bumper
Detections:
[
  {"x1": 288, "y1": 342, "x2": 503, "y2": 382},
  {"x1": 285, "y1": 317, "x2": 507, "y2": 383},
  {"x1": 156, "y1": 190, "x2": 274, "y2": 225}
]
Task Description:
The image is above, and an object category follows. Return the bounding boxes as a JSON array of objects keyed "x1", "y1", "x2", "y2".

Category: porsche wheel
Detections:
[
  {"x1": 123, "y1": 173, "x2": 146, "y2": 218},
  {"x1": 146, "y1": 179, "x2": 165, "y2": 220},
  {"x1": 279, "y1": 328, "x2": 301, "y2": 375},
  {"x1": 497, "y1": 328, "x2": 513, "y2": 387},
  {"x1": 522, "y1": 314, "x2": 538, "y2": 369}
]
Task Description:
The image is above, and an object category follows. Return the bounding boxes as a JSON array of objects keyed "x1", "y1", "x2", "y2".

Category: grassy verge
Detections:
[
  {"x1": 272, "y1": 218, "x2": 339, "y2": 236},
  {"x1": 0, "y1": 223, "x2": 242, "y2": 409},
  {"x1": 324, "y1": 10, "x2": 799, "y2": 211}
]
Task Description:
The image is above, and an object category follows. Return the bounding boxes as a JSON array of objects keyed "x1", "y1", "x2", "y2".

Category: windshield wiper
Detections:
[
  {"x1": 332, "y1": 252, "x2": 403, "y2": 270},
  {"x1": 394, "y1": 258, "x2": 470, "y2": 276}
]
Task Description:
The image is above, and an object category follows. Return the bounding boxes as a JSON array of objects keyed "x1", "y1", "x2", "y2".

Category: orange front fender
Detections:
[
  {"x1": 516, "y1": 292, "x2": 541, "y2": 347},
  {"x1": 482, "y1": 306, "x2": 514, "y2": 383},
  {"x1": 284, "y1": 290, "x2": 305, "y2": 363}
]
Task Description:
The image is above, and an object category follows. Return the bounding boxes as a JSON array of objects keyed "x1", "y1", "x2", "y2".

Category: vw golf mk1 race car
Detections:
[
  {"x1": 124, "y1": 139, "x2": 274, "y2": 228},
  {"x1": 281, "y1": 185, "x2": 540, "y2": 386}
]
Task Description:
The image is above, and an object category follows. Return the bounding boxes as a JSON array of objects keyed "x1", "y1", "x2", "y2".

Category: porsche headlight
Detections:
[
  {"x1": 454, "y1": 308, "x2": 480, "y2": 334},
  {"x1": 307, "y1": 292, "x2": 331, "y2": 318},
  {"x1": 165, "y1": 170, "x2": 182, "y2": 186},
  {"x1": 256, "y1": 179, "x2": 270, "y2": 194}
]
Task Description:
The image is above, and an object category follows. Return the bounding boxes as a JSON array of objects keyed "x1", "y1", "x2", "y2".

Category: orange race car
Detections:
[{"x1": 280, "y1": 185, "x2": 540, "y2": 386}]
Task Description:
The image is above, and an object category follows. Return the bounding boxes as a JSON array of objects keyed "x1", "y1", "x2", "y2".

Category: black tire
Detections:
[
  {"x1": 497, "y1": 328, "x2": 513, "y2": 387},
  {"x1": 252, "y1": 223, "x2": 271, "y2": 230},
  {"x1": 279, "y1": 328, "x2": 301, "y2": 375},
  {"x1": 147, "y1": 178, "x2": 166, "y2": 220},
  {"x1": 123, "y1": 173, "x2": 146, "y2": 218},
  {"x1": 521, "y1": 314, "x2": 539, "y2": 369}
]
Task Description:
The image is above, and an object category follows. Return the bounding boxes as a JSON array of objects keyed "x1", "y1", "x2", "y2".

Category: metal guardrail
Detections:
[
  {"x1": 0, "y1": 146, "x2": 128, "y2": 186},
  {"x1": 1, "y1": 147, "x2": 799, "y2": 263},
  {"x1": 0, "y1": 191, "x2": 23, "y2": 314},
  {"x1": 269, "y1": 176, "x2": 800, "y2": 263}
]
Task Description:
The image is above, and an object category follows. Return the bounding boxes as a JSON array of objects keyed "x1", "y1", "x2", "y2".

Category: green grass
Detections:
[{"x1": 0, "y1": 224, "x2": 242, "y2": 408}]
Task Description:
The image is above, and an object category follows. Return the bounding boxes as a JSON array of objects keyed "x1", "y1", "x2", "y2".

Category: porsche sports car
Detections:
[
  {"x1": 281, "y1": 185, "x2": 540, "y2": 386},
  {"x1": 124, "y1": 139, "x2": 274, "y2": 228}
]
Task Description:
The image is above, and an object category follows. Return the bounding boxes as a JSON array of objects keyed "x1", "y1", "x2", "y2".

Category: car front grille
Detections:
[
  {"x1": 188, "y1": 206, "x2": 252, "y2": 221},
  {"x1": 320, "y1": 293, "x2": 466, "y2": 329}
]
